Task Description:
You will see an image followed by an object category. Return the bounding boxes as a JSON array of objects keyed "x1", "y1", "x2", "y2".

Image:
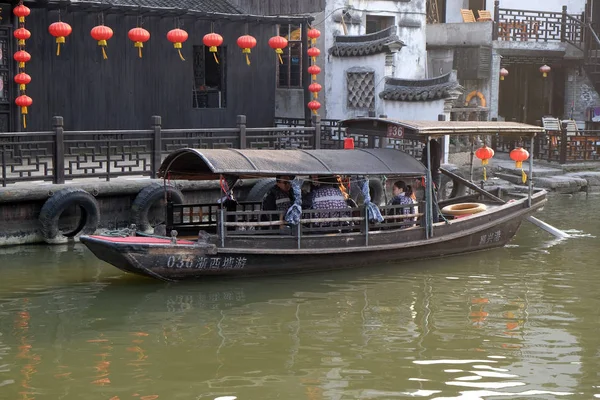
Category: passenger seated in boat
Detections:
[
  {"x1": 261, "y1": 175, "x2": 295, "y2": 229},
  {"x1": 390, "y1": 180, "x2": 416, "y2": 227},
  {"x1": 262, "y1": 175, "x2": 295, "y2": 212},
  {"x1": 306, "y1": 175, "x2": 351, "y2": 226}
]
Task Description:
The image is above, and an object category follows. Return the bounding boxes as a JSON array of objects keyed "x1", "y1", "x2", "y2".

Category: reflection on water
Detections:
[{"x1": 0, "y1": 194, "x2": 598, "y2": 399}]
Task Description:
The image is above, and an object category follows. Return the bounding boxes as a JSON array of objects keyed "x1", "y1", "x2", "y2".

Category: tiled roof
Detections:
[
  {"x1": 379, "y1": 73, "x2": 464, "y2": 102},
  {"x1": 52, "y1": 0, "x2": 243, "y2": 14},
  {"x1": 330, "y1": 26, "x2": 404, "y2": 57}
]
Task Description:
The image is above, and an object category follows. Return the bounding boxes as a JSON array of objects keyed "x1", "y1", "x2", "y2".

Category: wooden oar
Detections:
[{"x1": 440, "y1": 168, "x2": 569, "y2": 239}]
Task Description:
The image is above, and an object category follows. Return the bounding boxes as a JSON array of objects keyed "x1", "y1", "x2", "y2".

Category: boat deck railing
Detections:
[{"x1": 166, "y1": 199, "x2": 425, "y2": 247}]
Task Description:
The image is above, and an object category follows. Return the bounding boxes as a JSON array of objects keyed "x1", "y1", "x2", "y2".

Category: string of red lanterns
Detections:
[
  {"x1": 307, "y1": 27, "x2": 321, "y2": 115},
  {"x1": 13, "y1": 2, "x2": 31, "y2": 130}
]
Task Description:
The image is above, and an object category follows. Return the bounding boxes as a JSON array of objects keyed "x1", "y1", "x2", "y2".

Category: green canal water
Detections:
[{"x1": 0, "y1": 194, "x2": 598, "y2": 400}]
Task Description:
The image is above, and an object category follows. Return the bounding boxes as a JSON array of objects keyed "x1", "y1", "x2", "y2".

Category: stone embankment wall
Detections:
[{"x1": 0, "y1": 179, "x2": 255, "y2": 247}]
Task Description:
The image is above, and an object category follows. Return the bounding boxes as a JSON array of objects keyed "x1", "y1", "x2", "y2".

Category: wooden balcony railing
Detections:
[{"x1": 493, "y1": 1, "x2": 584, "y2": 49}]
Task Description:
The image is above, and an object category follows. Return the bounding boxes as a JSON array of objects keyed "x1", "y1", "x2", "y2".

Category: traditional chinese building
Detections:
[
  {"x1": 427, "y1": 0, "x2": 599, "y2": 127},
  {"x1": 3, "y1": 0, "x2": 312, "y2": 131}
]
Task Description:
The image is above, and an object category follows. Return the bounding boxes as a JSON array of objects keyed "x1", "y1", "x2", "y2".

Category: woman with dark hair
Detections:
[{"x1": 390, "y1": 180, "x2": 416, "y2": 216}]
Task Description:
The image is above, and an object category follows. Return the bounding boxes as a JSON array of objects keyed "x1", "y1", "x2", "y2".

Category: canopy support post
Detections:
[
  {"x1": 528, "y1": 135, "x2": 534, "y2": 207},
  {"x1": 425, "y1": 136, "x2": 434, "y2": 238},
  {"x1": 469, "y1": 137, "x2": 475, "y2": 182}
]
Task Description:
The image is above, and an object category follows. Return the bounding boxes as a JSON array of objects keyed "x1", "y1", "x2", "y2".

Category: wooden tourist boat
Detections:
[{"x1": 80, "y1": 120, "x2": 549, "y2": 281}]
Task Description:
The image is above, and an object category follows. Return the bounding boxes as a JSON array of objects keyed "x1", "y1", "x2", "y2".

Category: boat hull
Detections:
[{"x1": 81, "y1": 193, "x2": 544, "y2": 281}]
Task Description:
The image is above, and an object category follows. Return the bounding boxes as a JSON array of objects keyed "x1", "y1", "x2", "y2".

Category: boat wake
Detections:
[{"x1": 537, "y1": 229, "x2": 595, "y2": 250}]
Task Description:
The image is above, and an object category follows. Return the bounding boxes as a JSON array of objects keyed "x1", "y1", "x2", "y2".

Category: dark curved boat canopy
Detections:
[
  {"x1": 159, "y1": 148, "x2": 427, "y2": 180},
  {"x1": 339, "y1": 118, "x2": 544, "y2": 139}
]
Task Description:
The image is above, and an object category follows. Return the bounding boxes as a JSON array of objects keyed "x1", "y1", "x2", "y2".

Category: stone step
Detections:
[{"x1": 493, "y1": 172, "x2": 523, "y2": 184}]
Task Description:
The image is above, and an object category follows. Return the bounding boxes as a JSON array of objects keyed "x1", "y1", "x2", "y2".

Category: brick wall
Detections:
[{"x1": 564, "y1": 68, "x2": 600, "y2": 121}]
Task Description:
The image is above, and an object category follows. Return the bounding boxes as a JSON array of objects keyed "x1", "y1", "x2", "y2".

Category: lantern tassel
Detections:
[
  {"x1": 57, "y1": 43, "x2": 61, "y2": 56},
  {"x1": 245, "y1": 53, "x2": 250, "y2": 66},
  {"x1": 139, "y1": 47, "x2": 143, "y2": 58},
  {"x1": 213, "y1": 53, "x2": 219, "y2": 64},
  {"x1": 313, "y1": 92, "x2": 318, "y2": 99},
  {"x1": 312, "y1": 109, "x2": 318, "y2": 115},
  {"x1": 178, "y1": 48, "x2": 185, "y2": 61},
  {"x1": 278, "y1": 53, "x2": 283, "y2": 64},
  {"x1": 483, "y1": 166, "x2": 487, "y2": 181},
  {"x1": 521, "y1": 169, "x2": 527, "y2": 183},
  {"x1": 101, "y1": 47, "x2": 108, "y2": 60}
]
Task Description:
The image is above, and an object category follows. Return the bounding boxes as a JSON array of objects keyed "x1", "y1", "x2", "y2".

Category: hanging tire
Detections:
[
  {"x1": 245, "y1": 178, "x2": 276, "y2": 202},
  {"x1": 130, "y1": 183, "x2": 184, "y2": 233},
  {"x1": 39, "y1": 188, "x2": 100, "y2": 244},
  {"x1": 439, "y1": 167, "x2": 468, "y2": 201},
  {"x1": 350, "y1": 178, "x2": 385, "y2": 206}
]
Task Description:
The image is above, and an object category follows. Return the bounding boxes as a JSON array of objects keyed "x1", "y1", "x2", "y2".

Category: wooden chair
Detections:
[
  {"x1": 460, "y1": 9, "x2": 476, "y2": 23},
  {"x1": 477, "y1": 10, "x2": 493, "y2": 21},
  {"x1": 498, "y1": 22, "x2": 511, "y2": 40}
]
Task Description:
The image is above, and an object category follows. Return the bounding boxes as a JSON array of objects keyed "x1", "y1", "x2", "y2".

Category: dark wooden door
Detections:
[
  {"x1": 0, "y1": 25, "x2": 13, "y2": 132},
  {"x1": 469, "y1": 0, "x2": 485, "y2": 14}
]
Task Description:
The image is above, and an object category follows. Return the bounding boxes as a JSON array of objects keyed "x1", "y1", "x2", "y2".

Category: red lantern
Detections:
[
  {"x1": 307, "y1": 28, "x2": 321, "y2": 44},
  {"x1": 15, "y1": 95, "x2": 32, "y2": 129},
  {"x1": 14, "y1": 72, "x2": 31, "y2": 91},
  {"x1": 14, "y1": 50, "x2": 31, "y2": 68},
  {"x1": 167, "y1": 28, "x2": 189, "y2": 61},
  {"x1": 91, "y1": 25, "x2": 114, "y2": 60},
  {"x1": 500, "y1": 68, "x2": 509, "y2": 81},
  {"x1": 307, "y1": 47, "x2": 320, "y2": 60},
  {"x1": 128, "y1": 27, "x2": 151, "y2": 58},
  {"x1": 13, "y1": 4, "x2": 30, "y2": 23},
  {"x1": 309, "y1": 82, "x2": 322, "y2": 99},
  {"x1": 475, "y1": 145, "x2": 495, "y2": 181},
  {"x1": 539, "y1": 64, "x2": 551, "y2": 78},
  {"x1": 203, "y1": 33, "x2": 223, "y2": 64},
  {"x1": 510, "y1": 147, "x2": 530, "y2": 183},
  {"x1": 14, "y1": 28, "x2": 31, "y2": 46},
  {"x1": 268, "y1": 36, "x2": 288, "y2": 64},
  {"x1": 475, "y1": 145, "x2": 494, "y2": 165},
  {"x1": 48, "y1": 21, "x2": 73, "y2": 56},
  {"x1": 307, "y1": 100, "x2": 321, "y2": 115},
  {"x1": 308, "y1": 65, "x2": 321, "y2": 79},
  {"x1": 237, "y1": 35, "x2": 257, "y2": 66},
  {"x1": 510, "y1": 147, "x2": 529, "y2": 168}
]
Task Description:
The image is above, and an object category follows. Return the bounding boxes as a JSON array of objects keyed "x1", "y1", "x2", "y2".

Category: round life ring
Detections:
[
  {"x1": 38, "y1": 188, "x2": 101, "y2": 244},
  {"x1": 130, "y1": 183, "x2": 184, "y2": 233},
  {"x1": 465, "y1": 91, "x2": 487, "y2": 108},
  {"x1": 441, "y1": 202, "x2": 487, "y2": 216}
]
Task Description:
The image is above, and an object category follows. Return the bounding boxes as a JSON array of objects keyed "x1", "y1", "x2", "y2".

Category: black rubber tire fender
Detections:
[
  {"x1": 130, "y1": 183, "x2": 184, "y2": 233},
  {"x1": 439, "y1": 167, "x2": 468, "y2": 200},
  {"x1": 245, "y1": 178, "x2": 277, "y2": 202},
  {"x1": 350, "y1": 178, "x2": 385, "y2": 206},
  {"x1": 38, "y1": 188, "x2": 100, "y2": 244}
]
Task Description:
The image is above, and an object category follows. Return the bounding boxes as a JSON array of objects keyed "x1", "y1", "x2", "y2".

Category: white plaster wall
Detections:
[
  {"x1": 324, "y1": 0, "x2": 429, "y2": 119},
  {"x1": 383, "y1": 99, "x2": 446, "y2": 120},
  {"x1": 326, "y1": 54, "x2": 387, "y2": 120}
]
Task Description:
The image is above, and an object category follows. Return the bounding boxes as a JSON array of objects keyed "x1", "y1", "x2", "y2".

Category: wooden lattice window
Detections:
[
  {"x1": 277, "y1": 24, "x2": 302, "y2": 89},
  {"x1": 347, "y1": 70, "x2": 375, "y2": 109}
]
